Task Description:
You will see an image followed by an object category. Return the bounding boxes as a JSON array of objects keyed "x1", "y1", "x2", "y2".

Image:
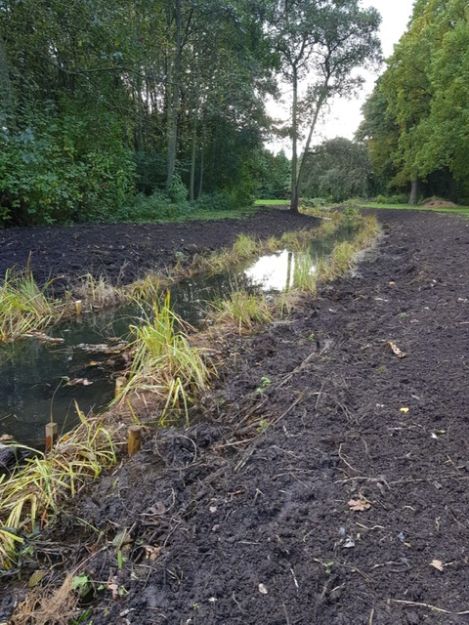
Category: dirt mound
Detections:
[{"x1": 422, "y1": 197, "x2": 457, "y2": 208}]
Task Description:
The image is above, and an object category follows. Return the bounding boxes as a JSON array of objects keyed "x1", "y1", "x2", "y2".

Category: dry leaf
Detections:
[
  {"x1": 430, "y1": 559, "x2": 444, "y2": 572},
  {"x1": 143, "y1": 545, "x2": 161, "y2": 561},
  {"x1": 348, "y1": 498, "x2": 371, "y2": 512},
  {"x1": 387, "y1": 341, "x2": 407, "y2": 359},
  {"x1": 65, "y1": 378, "x2": 93, "y2": 387},
  {"x1": 400, "y1": 407, "x2": 410, "y2": 414}
]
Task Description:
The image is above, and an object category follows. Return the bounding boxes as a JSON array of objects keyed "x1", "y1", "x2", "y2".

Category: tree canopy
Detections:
[{"x1": 359, "y1": 0, "x2": 469, "y2": 203}]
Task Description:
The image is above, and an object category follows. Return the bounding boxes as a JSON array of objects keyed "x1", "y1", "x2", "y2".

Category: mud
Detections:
[
  {"x1": 0, "y1": 210, "x2": 315, "y2": 293},
  {"x1": 4, "y1": 210, "x2": 469, "y2": 625}
]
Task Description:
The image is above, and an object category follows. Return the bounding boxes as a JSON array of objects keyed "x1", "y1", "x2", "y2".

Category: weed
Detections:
[
  {"x1": 212, "y1": 291, "x2": 272, "y2": 333},
  {"x1": 256, "y1": 376, "x2": 272, "y2": 394},
  {"x1": 119, "y1": 294, "x2": 210, "y2": 421},
  {"x1": 293, "y1": 253, "x2": 318, "y2": 293},
  {"x1": 0, "y1": 270, "x2": 56, "y2": 341},
  {"x1": 232, "y1": 233, "x2": 258, "y2": 258},
  {"x1": 0, "y1": 407, "x2": 116, "y2": 568}
]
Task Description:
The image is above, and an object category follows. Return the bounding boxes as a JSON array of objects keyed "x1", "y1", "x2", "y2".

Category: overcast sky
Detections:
[{"x1": 267, "y1": 0, "x2": 415, "y2": 154}]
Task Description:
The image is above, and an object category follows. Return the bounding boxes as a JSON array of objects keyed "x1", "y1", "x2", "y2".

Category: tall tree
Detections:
[{"x1": 270, "y1": 0, "x2": 381, "y2": 211}]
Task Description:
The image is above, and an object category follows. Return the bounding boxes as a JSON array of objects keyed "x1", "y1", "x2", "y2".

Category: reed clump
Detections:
[
  {"x1": 0, "y1": 408, "x2": 116, "y2": 569},
  {"x1": 212, "y1": 291, "x2": 273, "y2": 333},
  {"x1": 118, "y1": 294, "x2": 211, "y2": 422},
  {"x1": 0, "y1": 270, "x2": 57, "y2": 341}
]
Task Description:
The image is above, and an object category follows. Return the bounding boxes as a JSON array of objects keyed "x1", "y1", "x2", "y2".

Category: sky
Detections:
[{"x1": 266, "y1": 0, "x2": 415, "y2": 154}]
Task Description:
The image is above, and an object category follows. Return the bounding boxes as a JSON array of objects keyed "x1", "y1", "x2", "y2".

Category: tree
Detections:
[
  {"x1": 301, "y1": 137, "x2": 371, "y2": 202},
  {"x1": 360, "y1": 0, "x2": 469, "y2": 204},
  {"x1": 269, "y1": 0, "x2": 381, "y2": 211}
]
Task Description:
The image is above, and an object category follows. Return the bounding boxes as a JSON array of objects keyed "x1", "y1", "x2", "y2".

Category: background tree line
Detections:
[
  {"x1": 0, "y1": 0, "x2": 381, "y2": 225},
  {"x1": 358, "y1": 0, "x2": 469, "y2": 204}
]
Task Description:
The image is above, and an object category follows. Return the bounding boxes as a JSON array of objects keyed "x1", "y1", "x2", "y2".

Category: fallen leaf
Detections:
[
  {"x1": 430, "y1": 559, "x2": 444, "y2": 572},
  {"x1": 143, "y1": 545, "x2": 161, "y2": 561},
  {"x1": 387, "y1": 341, "x2": 407, "y2": 359},
  {"x1": 400, "y1": 407, "x2": 410, "y2": 414},
  {"x1": 28, "y1": 569, "x2": 47, "y2": 588},
  {"x1": 65, "y1": 377, "x2": 93, "y2": 387},
  {"x1": 348, "y1": 498, "x2": 371, "y2": 512}
]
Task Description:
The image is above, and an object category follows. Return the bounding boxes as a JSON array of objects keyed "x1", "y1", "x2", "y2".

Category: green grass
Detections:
[
  {"x1": 119, "y1": 294, "x2": 210, "y2": 420},
  {"x1": 362, "y1": 202, "x2": 469, "y2": 216},
  {"x1": 212, "y1": 291, "x2": 273, "y2": 333},
  {"x1": 255, "y1": 199, "x2": 290, "y2": 206},
  {"x1": 0, "y1": 270, "x2": 57, "y2": 341},
  {"x1": 151, "y1": 207, "x2": 259, "y2": 223}
]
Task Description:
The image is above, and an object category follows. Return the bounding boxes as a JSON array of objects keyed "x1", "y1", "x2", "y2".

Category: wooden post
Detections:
[
  {"x1": 45, "y1": 422, "x2": 58, "y2": 452},
  {"x1": 127, "y1": 426, "x2": 142, "y2": 456},
  {"x1": 115, "y1": 376, "x2": 126, "y2": 400}
]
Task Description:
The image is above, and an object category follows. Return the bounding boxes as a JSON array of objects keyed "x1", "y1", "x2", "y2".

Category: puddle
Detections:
[{"x1": 0, "y1": 227, "x2": 354, "y2": 447}]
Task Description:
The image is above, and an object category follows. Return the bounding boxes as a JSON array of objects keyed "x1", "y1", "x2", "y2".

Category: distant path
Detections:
[{"x1": 0, "y1": 209, "x2": 314, "y2": 293}]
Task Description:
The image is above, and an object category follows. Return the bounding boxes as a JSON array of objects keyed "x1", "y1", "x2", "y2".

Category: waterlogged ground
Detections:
[
  {"x1": 5, "y1": 210, "x2": 469, "y2": 625},
  {"x1": 0, "y1": 225, "x2": 352, "y2": 448}
]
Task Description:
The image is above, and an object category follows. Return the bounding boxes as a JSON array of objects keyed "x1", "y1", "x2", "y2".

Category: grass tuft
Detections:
[
  {"x1": 0, "y1": 270, "x2": 56, "y2": 341},
  {"x1": 0, "y1": 407, "x2": 116, "y2": 569},
  {"x1": 212, "y1": 291, "x2": 272, "y2": 333},
  {"x1": 119, "y1": 294, "x2": 210, "y2": 422}
]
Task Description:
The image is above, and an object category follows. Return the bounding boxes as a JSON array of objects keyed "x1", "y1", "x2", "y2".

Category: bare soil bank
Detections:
[
  {"x1": 4, "y1": 210, "x2": 469, "y2": 625},
  {"x1": 0, "y1": 210, "x2": 315, "y2": 293}
]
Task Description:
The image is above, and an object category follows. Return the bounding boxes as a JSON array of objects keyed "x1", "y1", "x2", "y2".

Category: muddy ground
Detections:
[
  {"x1": 4, "y1": 209, "x2": 469, "y2": 624},
  {"x1": 0, "y1": 209, "x2": 314, "y2": 293}
]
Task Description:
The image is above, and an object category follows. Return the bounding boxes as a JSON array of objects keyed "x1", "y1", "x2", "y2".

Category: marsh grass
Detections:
[
  {"x1": 0, "y1": 407, "x2": 116, "y2": 568},
  {"x1": 75, "y1": 273, "x2": 122, "y2": 309},
  {"x1": 0, "y1": 270, "x2": 57, "y2": 341},
  {"x1": 212, "y1": 291, "x2": 272, "y2": 333},
  {"x1": 118, "y1": 294, "x2": 210, "y2": 422},
  {"x1": 292, "y1": 253, "x2": 318, "y2": 293}
]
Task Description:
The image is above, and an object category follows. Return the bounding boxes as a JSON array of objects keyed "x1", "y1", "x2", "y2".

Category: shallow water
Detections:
[{"x1": 0, "y1": 228, "x2": 353, "y2": 447}]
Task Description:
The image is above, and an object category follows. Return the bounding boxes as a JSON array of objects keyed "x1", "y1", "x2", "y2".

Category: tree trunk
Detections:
[
  {"x1": 290, "y1": 67, "x2": 299, "y2": 213},
  {"x1": 190, "y1": 123, "x2": 197, "y2": 202},
  {"x1": 198, "y1": 134, "x2": 205, "y2": 198},
  {"x1": 295, "y1": 94, "x2": 326, "y2": 202},
  {"x1": 409, "y1": 178, "x2": 419, "y2": 205},
  {"x1": 165, "y1": 0, "x2": 182, "y2": 192}
]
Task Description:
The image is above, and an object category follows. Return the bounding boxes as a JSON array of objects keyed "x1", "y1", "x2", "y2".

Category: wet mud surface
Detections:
[
  {"x1": 0, "y1": 210, "x2": 314, "y2": 292},
  {"x1": 4, "y1": 210, "x2": 469, "y2": 624}
]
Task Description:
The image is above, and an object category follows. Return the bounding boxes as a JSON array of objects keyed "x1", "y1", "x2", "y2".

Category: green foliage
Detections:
[
  {"x1": 301, "y1": 138, "x2": 371, "y2": 202},
  {"x1": 360, "y1": 0, "x2": 469, "y2": 202}
]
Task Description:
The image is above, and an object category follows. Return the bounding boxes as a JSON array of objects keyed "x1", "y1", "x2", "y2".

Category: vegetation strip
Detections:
[{"x1": 0, "y1": 211, "x2": 379, "y2": 569}]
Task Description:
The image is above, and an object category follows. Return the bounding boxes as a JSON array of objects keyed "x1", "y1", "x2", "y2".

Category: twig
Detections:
[{"x1": 390, "y1": 599, "x2": 469, "y2": 615}]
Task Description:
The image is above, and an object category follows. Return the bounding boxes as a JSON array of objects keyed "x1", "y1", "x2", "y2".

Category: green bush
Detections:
[
  {"x1": 373, "y1": 193, "x2": 408, "y2": 204},
  {"x1": 0, "y1": 114, "x2": 135, "y2": 225},
  {"x1": 168, "y1": 174, "x2": 188, "y2": 205},
  {"x1": 193, "y1": 192, "x2": 237, "y2": 212}
]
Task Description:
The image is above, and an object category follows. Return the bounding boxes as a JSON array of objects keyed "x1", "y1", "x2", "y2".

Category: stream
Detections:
[{"x1": 0, "y1": 227, "x2": 354, "y2": 448}]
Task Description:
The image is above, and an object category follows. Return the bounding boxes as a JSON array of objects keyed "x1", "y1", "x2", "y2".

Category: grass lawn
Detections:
[
  {"x1": 255, "y1": 199, "x2": 290, "y2": 206},
  {"x1": 140, "y1": 207, "x2": 259, "y2": 224},
  {"x1": 362, "y1": 202, "x2": 469, "y2": 216}
]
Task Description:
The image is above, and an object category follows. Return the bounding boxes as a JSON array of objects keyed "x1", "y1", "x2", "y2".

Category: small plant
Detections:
[
  {"x1": 0, "y1": 270, "x2": 56, "y2": 341},
  {"x1": 293, "y1": 253, "x2": 318, "y2": 293},
  {"x1": 256, "y1": 376, "x2": 272, "y2": 394},
  {"x1": 232, "y1": 233, "x2": 258, "y2": 258},
  {"x1": 212, "y1": 291, "x2": 272, "y2": 333},
  {"x1": 119, "y1": 294, "x2": 210, "y2": 422},
  {"x1": 75, "y1": 273, "x2": 121, "y2": 309},
  {"x1": 0, "y1": 407, "x2": 116, "y2": 568}
]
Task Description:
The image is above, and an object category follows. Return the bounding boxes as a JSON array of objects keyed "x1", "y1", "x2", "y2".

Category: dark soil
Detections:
[
  {"x1": 4, "y1": 210, "x2": 469, "y2": 624},
  {"x1": 0, "y1": 210, "x2": 314, "y2": 293}
]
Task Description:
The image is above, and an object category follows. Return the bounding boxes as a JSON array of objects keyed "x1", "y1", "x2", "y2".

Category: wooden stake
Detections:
[
  {"x1": 127, "y1": 426, "x2": 142, "y2": 456},
  {"x1": 45, "y1": 422, "x2": 58, "y2": 452},
  {"x1": 115, "y1": 376, "x2": 126, "y2": 400}
]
